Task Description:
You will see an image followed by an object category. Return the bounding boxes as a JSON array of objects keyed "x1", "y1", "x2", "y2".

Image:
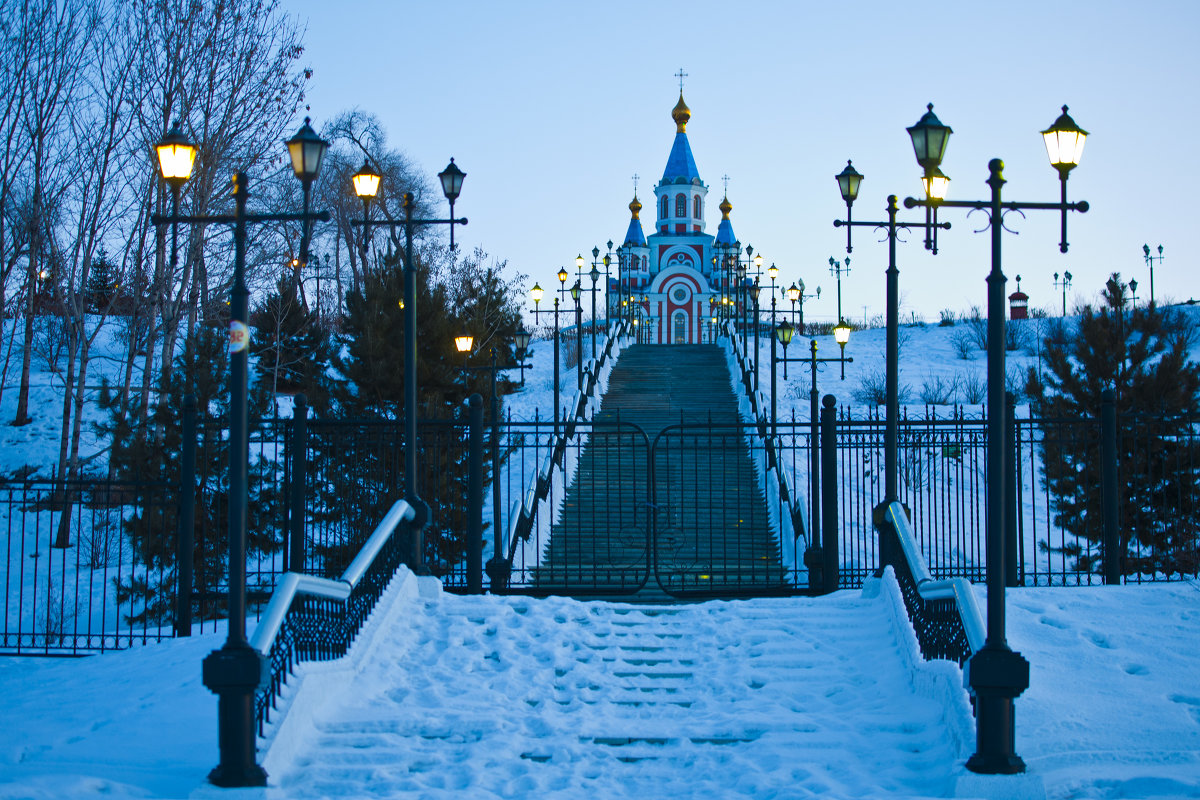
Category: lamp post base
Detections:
[
  {"x1": 485, "y1": 556, "x2": 510, "y2": 592},
  {"x1": 803, "y1": 546, "x2": 824, "y2": 595},
  {"x1": 202, "y1": 642, "x2": 269, "y2": 787},
  {"x1": 964, "y1": 644, "x2": 1030, "y2": 775}
]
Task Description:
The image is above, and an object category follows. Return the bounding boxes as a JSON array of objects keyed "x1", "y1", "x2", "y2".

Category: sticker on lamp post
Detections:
[{"x1": 229, "y1": 321, "x2": 249, "y2": 354}]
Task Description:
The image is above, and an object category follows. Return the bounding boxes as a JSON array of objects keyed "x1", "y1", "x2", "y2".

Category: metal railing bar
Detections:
[{"x1": 249, "y1": 499, "x2": 414, "y2": 656}]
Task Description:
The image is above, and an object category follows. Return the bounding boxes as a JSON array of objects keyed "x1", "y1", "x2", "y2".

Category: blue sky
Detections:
[{"x1": 283, "y1": 0, "x2": 1199, "y2": 322}]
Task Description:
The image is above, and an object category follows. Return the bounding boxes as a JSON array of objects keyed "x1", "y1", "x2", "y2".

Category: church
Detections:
[{"x1": 615, "y1": 91, "x2": 749, "y2": 345}]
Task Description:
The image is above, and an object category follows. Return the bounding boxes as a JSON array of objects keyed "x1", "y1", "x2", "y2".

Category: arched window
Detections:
[
  {"x1": 694, "y1": 195, "x2": 702, "y2": 218},
  {"x1": 660, "y1": 195, "x2": 669, "y2": 219},
  {"x1": 675, "y1": 193, "x2": 686, "y2": 218}
]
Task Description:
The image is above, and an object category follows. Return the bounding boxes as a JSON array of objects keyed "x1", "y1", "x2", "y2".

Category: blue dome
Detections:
[
  {"x1": 624, "y1": 216, "x2": 647, "y2": 247},
  {"x1": 662, "y1": 132, "x2": 701, "y2": 184},
  {"x1": 715, "y1": 216, "x2": 736, "y2": 245}
]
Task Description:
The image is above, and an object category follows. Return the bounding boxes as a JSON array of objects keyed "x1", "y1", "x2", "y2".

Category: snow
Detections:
[
  {"x1": 0, "y1": 570, "x2": 1197, "y2": 799},
  {"x1": 2, "y1": 314, "x2": 1200, "y2": 798}
]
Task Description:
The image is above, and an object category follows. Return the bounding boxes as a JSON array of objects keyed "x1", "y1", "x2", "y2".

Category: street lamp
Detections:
[
  {"x1": 351, "y1": 159, "x2": 381, "y2": 267},
  {"x1": 570, "y1": 280, "x2": 583, "y2": 390},
  {"x1": 1053, "y1": 270, "x2": 1073, "y2": 317},
  {"x1": 833, "y1": 164, "x2": 947, "y2": 511},
  {"x1": 774, "y1": 320, "x2": 852, "y2": 594},
  {"x1": 749, "y1": 280, "x2": 762, "y2": 391},
  {"x1": 438, "y1": 158, "x2": 466, "y2": 251},
  {"x1": 1142, "y1": 243, "x2": 1164, "y2": 306},
  {"x1": 153, "y1": 121, "x2": 197, "y2": 296},
  {"x1": 354, "y1": 155, "x2": 467, "y2": 570},
  {"x1": 456, "y1": 335, "x2": 530, "y2": 591},
  {"x1": 904, "y1": 102, "x2": 1089, "y2": 776},
  {"x1": 154, "y1": 117, "x2": 330, "y2": 788},
  {"x1": 1129, "y1": 278, "x2": 1139, "y2": 308},
  {"x1": 828, "y1": 256, "x2": 851, "y2": 325},
  {"x1": 531, "y1": 283, "x2": 565, "y2": 437}
]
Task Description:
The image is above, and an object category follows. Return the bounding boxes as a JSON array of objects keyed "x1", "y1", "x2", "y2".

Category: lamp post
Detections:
[
  {"x1": 828, "y1": 256, "x2": 851, "y2": 325},
  {"x1": 904, "y1": 102, "x2": 1089, "y2": 776},
  {"x1": 570, "y1": 280, "x2": 583, "y2": 390},
  {"x1": 749, "y1": 280, "x2": 761, "y2": 392},
  {"x1": 1142, "y1": 243, "x2": 1164, "y2": 306},
  {"x1": 767, "y1": 263, "x2": 779, "y2": 440},
  {"x1": 531, "y1": 283, "x2": 564, "y2": 437},
  {"x1": 1053, "y1": 270, "x2": 1073, "y2": 317},
  {"x1": 153, "y1": 118, "x2": 331, "y2": 788},
  {"x1": 455, "y1": 335, "x2": 530, "y2": 589},
  {"x1": 1129, "y1": 278, "x2": 1139, "y2": 308},
  {"x1": 774, "y1": 320, "x2": 852, "y2": 592},
  {"x1": 589, "y1": 250, "x2": 601, "y2": 361},
  {"x1": 833, "y1": 162, "x2": 948, "y2": 509},
  {"x1": 353, "y1": 155, "x2": 467, "y2": 570}
]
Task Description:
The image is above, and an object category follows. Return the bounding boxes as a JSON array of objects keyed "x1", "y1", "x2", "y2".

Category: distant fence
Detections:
[
  {"x1": 777, "y1": 404, "x2": 1200, "y2": 587},
  {"x1": 5, "y1": 393, "x2": 1197, "y2": 655}
]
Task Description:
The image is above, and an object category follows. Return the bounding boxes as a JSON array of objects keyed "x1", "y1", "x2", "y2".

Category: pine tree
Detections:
[
  {"x1": 98, "y1": 322, "x2": 283, "y2": 624},
  {"x1": 1027, "y1": 273, "x2": 1200, "y2": 576},
  {"x1": 86, "y1": 247, "x2": 117, "y2": 312},
  {"x1": 250, "y1": 274, "x2": 337, "y2": 414},
  {"x1": 324, "y1": 248, "x2": 526, "y2": 574}
]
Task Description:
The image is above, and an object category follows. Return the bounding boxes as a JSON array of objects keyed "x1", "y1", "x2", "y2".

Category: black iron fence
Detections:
[
  {"x1": 0, "y1": 479, "x2": 175, "y2": 654},
  {"x1": 6, "y1": 379, "x2": 1199, "y2": 654},
  {"x1": 771, "y1": 403, "x2": 1200, "y2": 587}
]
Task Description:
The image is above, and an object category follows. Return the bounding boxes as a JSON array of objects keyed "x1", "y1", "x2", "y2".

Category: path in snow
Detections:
[{"x1": 268, "y1": 583, "x2": 965, "y2": 799}]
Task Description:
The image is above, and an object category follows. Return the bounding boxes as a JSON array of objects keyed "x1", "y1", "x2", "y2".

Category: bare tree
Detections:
[{"x1": 11, "y1": 0, "x2": 89, "y2": 427}]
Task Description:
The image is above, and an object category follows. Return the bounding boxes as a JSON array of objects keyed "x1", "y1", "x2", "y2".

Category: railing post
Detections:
[
  {"x1": 1101, "y1": 388, "x2": 1121, "y2": 585},
  {"x1": 288, "y1": 394, "x2": 308, "y2": 574},
  {"x1": 467, "y1": 394, "x2": 486, "y2": 593},
  {"x1": 820, "y1": 394, "x2": 839, "y2": 593},
  {"x1": 176, "y1": 394, "x2": 197, "y2": 637},
  {"x1": 1005, "y1": 392, "x2": 1019, "y2": 587}
]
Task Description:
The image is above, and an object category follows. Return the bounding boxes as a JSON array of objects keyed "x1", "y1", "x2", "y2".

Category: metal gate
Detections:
[{"x1": 503, "y1": 421, "x2": 803, "y2": 599}]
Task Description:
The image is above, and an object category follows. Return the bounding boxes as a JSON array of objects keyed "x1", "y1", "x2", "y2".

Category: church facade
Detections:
[{"x1": 615, "y1": 93, "x2": 746, "y2": 345}]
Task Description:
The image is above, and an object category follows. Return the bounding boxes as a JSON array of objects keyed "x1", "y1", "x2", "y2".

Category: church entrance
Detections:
[{"x1": 672, "y1": 311, "x2": 687, "y2": 344}]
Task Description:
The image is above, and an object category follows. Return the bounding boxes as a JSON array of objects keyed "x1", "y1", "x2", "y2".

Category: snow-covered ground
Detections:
[
  {"x1": 0, "y1": 569, "x2": 1197, "y2": 799},
  {"x1": 2, "y1": 312, "x2": 1199, "y2": 798}
]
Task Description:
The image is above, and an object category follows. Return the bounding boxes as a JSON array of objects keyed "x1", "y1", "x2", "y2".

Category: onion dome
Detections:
[{"x1": 672, "y1": 93, "x2": 691, "y2": 133}]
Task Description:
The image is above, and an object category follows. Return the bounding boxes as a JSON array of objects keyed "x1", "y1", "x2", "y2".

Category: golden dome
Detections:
[
  {"x1": 629, "y1": 195, "x2": 642, "y2": 219},
  {"x1": 672, "y1": 93, "x2": 691, "y2": 133},
  {"x1": 719, "y1": 195, "x2": 732, "y2": 219}
]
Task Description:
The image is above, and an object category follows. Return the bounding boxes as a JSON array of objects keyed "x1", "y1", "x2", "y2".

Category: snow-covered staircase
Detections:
[{"x1": 263, "y1": 572, "x2": 973, "y2": 799}]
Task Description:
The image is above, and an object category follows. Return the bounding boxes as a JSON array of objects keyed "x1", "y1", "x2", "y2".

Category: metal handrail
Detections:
[
  {"x1": 249, "y1": 499, "x2": 415, "y2": 655},
  {"x1": 884, "y1": 500, "x2": 986, "y2": 654}
]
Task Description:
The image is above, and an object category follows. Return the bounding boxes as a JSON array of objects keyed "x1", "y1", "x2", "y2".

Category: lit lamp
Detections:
[
  {"x1": 530, "y1": 283, "x2": 544, "y2": 321},
  {"x1": 352, "y1": 160, "x2": 381, "y2": 265},
  {"x1": 768, "y1": 263, "x2": 779, "y2": 282},
  {"x1": 153, "y1": 121, "x2": 197, "y2": 279},
  {"x1": 921, "y1": 166, "x2": 951, "y2": 201},
  {"x1": 833, "y1": 319, "x2": 852, "y2": 379},
  {"x1": 454, "y1": 335, "x2": 474, "y2": 354},
  {"x1": 155, "y1": 121, "x2": 197, "y2": 190},
  {"x1": 1041, "y1": 105, "x2": 1088, "y2": 178}
]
